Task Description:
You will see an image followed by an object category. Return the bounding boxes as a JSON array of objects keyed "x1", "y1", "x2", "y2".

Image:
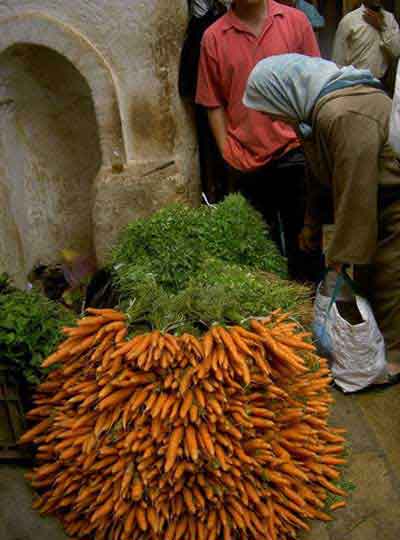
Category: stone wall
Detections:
[{"x1": 0, "y1": 1, "x2": 200, "y2": 285}]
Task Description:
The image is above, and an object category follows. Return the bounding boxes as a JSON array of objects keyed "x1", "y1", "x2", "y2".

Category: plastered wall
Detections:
[{"x1": 0, "y1": 1, "x2": 200, "y2": 285}]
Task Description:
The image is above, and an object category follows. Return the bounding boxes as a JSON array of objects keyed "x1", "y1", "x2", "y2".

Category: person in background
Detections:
[
  {"x1": 179, "y1": 1, "x2": 231, "y2": 202},
  {"x1": 332, "y1": 1, "x2": 400, "y2": 93},
  {"x1": 196, "y1": 0, "x2": 322, "y2": 282},
  {"x1": 244, "y1": 53, "x2": 400, "y2": 384},
  {"x1": 276, "y1": 0, "x2": 325, "y2": 32},
  {"x1": 191, "y1": 0, "x2": 231, "y2": 16}
]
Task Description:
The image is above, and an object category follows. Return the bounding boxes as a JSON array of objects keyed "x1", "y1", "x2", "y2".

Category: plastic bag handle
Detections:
[
  {"x1": 325, "y1": 272, "x2": 345, "y2": 319},
  {"x1": 323, "y1": 266, "x2": 359, "y2": 295},
  {"x1": 320, "y1": 266, "x2": 356, "y2": 343}
]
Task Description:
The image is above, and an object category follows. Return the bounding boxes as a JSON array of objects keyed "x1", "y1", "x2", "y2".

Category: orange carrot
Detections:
[
  {"x1": 330, "y1": 501, "x2": 347, "y2": 511},
  {"x1": 97, "y1": 388, "x2": 133, "y2": 411},
  {"x1": 199, "y1": 423, "x2": 215, "y2": 457},
  {"x1": 185, "y1": 425, "x2": 199, "y2": 462},
  {"x1": 180, "y1": 390, "x2": 193, "y2": 419},
  {"x1": 165, "y1": 426, "x2": 184, "y2": 472},
  {"x1": 19, "y1": 418, "x2": 52, "y2": 445}
]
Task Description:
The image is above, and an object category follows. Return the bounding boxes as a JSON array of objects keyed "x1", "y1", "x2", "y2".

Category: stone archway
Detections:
[
  {"x1": 0, "y1": 12, "x2": 125, "y2": 165},
  {"x1": 0, "y1": 44, "x2": 103, "y2": 285},
  {"x1": 0, "y1": 9, "x2": 200, "y2": 280},
  {"x1": 0, "y1": 13, "x2": 125, "y2": 285}
]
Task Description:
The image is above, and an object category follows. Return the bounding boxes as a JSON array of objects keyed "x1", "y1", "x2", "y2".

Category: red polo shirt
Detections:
[{"x1": 196, "y1": 1, "x2": 320, "y2": 171}]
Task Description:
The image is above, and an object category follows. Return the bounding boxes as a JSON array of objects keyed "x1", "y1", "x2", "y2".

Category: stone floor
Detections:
[
  {"x1": 0, "y1": 386, "x2": 399, "y2": 540},
  {"x1": 303, "y1": 385, "x2": 400, "y2": 540}
]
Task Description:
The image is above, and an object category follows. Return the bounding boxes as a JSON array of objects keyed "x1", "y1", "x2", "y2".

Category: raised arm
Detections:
[{"x1": 380, "y1": 13, "x2": 400, "y2": 60}]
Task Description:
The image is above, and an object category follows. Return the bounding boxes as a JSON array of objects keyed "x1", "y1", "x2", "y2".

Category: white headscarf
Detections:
[{"x1": 243, "y1": 54, "x2": 381, "y2": 137}]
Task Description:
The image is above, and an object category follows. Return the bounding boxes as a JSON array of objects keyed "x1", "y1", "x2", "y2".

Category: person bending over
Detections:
[{"x1": 244, "y1": 53, "x2": 400, "y2": 384}]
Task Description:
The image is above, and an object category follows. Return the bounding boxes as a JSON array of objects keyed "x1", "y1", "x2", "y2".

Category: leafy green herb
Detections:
[
  {"x1": 0, "y1": 272, "x2": 14, "y2": 295},
  {"x1": 118, "y1": 259, "x2": 311, "y2": 334},
  {"x1": 0, "y1": 287, "x2": 74, "y2": 384},
  {"x1": 111, "y1": 194, "x2": 287, "y2": 295},
  {"x1": 111, "y1": 195, "x2": 312, "y2": 334}
]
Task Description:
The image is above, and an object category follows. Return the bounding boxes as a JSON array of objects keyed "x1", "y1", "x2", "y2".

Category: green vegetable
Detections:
[
  {"x1": 0, "y1": 286, "x2": 74, "y2": 384},
  {"x1": 0, "y1": 272, "x2": 13, "y2": 295},
  {"x1": 111, "y1": 195, "x2": 312, "y2": 334},
  {"x1": 111, "y1": 194, "x2": 287, "y2": 295},
  {"x1": 118, "y1": 259, "x2": 310, "y2": 334}
]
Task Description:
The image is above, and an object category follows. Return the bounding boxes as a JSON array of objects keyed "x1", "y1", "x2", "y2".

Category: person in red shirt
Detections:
[{"x1": 196, "y1": 0, "x2": 322, "y2": 281}]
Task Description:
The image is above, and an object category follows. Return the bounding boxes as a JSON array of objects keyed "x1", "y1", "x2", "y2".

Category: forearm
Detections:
[
  {"x1": 207, "y1": 107, "x2": 228, "y2": 155},
  {"x1": 381, "y1": 23, "x2": 400, "y2": 59}
]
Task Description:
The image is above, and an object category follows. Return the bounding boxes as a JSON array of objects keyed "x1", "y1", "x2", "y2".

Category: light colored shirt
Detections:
[
  {"x1": 332, "y1": 5, "x2": 400, "y2": 79},
  {"x1": 195, "y1": 2, "x2": 320, "y2": 171},
  {"x1": 389, "y1": 62, "x2": 400, "y2": 156}
]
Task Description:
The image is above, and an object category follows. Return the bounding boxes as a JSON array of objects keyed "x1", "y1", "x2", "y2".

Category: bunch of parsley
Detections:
[
  {"x1": 112, "y1": 194, "x2": 287, "y2": 296},
  {"x1": 112, "y1": 196, "x2": 311, "y2": 334},
  {"x1": 0, "y1": 286, "x2": 74, "y2": 384},
  {"x1": 119, "y1": 259, "x2": 311, "y2": 335}
]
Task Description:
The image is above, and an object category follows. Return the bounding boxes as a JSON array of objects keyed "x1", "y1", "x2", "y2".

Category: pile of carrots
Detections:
[{"x1": 20, "y1": 308, "x2": 348, "y2": 540}]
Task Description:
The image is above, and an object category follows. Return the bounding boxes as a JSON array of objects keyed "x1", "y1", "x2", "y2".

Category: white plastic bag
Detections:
[
  {"x1": 389, "y1": 62, "x2": 400, "y2": 157},
  {"x1": 313, "y1": 283, "x2": 387, "y2": 393}
]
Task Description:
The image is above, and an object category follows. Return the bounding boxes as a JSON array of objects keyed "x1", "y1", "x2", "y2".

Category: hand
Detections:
[
  {"x1": 363, "y1": 8, "x2": 385, "y2": 32},
  {"x1": 298, "y1": 224, "x2": 321, "y2": 253}
]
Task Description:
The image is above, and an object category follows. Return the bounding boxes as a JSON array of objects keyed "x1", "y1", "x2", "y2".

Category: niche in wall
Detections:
[{"x1": 0, "y1": 44, "x2": 102, "y2": 285}]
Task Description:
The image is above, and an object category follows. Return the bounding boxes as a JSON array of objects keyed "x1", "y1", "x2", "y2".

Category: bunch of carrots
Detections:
[{"x1": 20, "y1": 308, "x2": 348, "y2": 540}]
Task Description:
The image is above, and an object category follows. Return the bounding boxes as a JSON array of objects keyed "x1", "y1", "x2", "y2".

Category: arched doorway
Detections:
[{"x1": 0, "y1": 44, "x2": 102, "y2": 285}]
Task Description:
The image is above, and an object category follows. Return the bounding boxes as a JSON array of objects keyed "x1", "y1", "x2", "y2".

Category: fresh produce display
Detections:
[
  {"x1": 111, "y1": 195, "x2": 311, "y2": 333},
  {"x1": 120, "y1": 259, "x2": 312, "y2": 335},
  {"x1": 112, "y1": 194, "x2": 288, "y2": 293},
  {"x1": 21, "y1": 308, "x2": 348, "y2": 540},
  {"x1": 0, "y1": 275, "x2": 74, "y2": 384}
]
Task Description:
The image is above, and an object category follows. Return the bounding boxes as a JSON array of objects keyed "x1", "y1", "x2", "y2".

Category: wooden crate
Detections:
[{"x1": 0, "y1": 367, "x2": 30, "y2": 461}]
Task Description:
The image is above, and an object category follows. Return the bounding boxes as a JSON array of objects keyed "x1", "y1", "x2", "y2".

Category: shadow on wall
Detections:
[{"x1": 0, "y1": 44, "x2": 102, "y2": 287}]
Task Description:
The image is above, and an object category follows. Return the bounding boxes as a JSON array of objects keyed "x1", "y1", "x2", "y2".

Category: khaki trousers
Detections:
[{"x1": 370, "y1": 200, "x2": 400, "y2": 366}]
